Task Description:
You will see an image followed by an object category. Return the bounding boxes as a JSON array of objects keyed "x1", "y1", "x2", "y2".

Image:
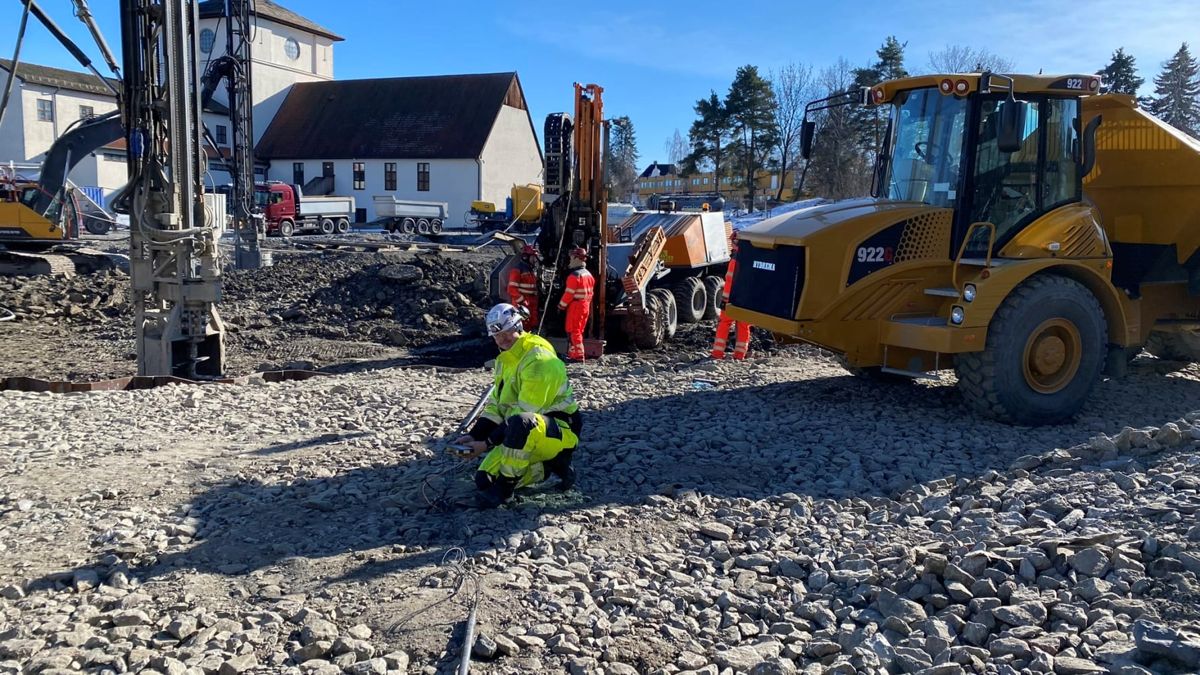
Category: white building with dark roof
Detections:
[{"x1": 255, "y1": 72, "x2": 543, "y2": 225}]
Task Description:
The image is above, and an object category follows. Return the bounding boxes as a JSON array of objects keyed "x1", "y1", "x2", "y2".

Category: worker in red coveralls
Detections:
[
  {"x1": 712, "y1": 231, "x2": 751, "y2": 360},
  {"x1": 507, "y1": 244, "x2": 540, "y2": 330},
  {"x1": 557, "y1": 247, "x2": 595, "y2": 362}
]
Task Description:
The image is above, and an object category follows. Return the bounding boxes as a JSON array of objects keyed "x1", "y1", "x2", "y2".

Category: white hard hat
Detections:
[{"x1": 485, "y1": 303, "x2": 525, "y2": 336}]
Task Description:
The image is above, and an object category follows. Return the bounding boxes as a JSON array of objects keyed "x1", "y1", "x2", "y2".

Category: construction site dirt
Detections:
[{"x1": 0, "y1": 236, "x2": 737, "y2": 382}]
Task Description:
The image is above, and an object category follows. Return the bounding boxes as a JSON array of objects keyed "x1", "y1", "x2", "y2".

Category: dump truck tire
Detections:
[
  {"x1": 431, "y1": 219, "x2": 444, "y2": 234},
  {"x1": 1144, "y1": 329, "x2": 1200, "y2": 361},
  {"x1": 401, "y1": 218, "x2": 416, "y2": 234},
  {"x1": 278, "y1": 219, "x2": 295, "y2": 237},
  {"x1": 673, "y1": 277, "x2": 707, "y2": 323},
  {"x1": 625, "y1": 293, "x2": 666, "y2": 350},
  {"x1": 320, "y1": 218, "x2": 335, "y2": 235},
  {"x1": 703, "y1": 275, "x2": 724, "y2": 320},
  {"x1": 336, "y1": 219, "x2": 350, "y2": 234},
  {"x1": 651, "y1": 288, "x2": 678, "y2": 339},
  {"x1": 955, "y1": 274, "x2": 1106, "y2": 425}
]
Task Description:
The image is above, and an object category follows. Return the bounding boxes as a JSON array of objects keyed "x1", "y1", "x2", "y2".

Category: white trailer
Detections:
[{"x1": 373, "y1": 195, "x2": 451, "y2": 234}]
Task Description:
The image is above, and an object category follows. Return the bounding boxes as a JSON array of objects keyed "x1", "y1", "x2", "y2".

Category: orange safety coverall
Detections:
[
  {"x1": 712, "y1": 257, "x2": 751, "y2": 360},
  {"x1": 507, "y1": 261, "x2": 539, "y2": 328},
  {"x1": 558, "y1": 268, "x2": 595, "y2": 360}
]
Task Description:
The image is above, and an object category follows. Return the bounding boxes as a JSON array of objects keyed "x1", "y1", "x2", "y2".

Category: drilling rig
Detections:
[{"x1": 111, "y1": 0, "x2": 227, "y2": 377}]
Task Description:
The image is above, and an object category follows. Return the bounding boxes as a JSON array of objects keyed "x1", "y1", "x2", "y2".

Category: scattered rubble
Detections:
[{"x1": 2, "y1": 350, "x2": 1200, "y2": 673}]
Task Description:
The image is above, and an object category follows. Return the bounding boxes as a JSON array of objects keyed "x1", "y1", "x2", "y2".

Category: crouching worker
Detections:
[{"x1": 453, "y1": 303, "x2": 582, "y2": 508}]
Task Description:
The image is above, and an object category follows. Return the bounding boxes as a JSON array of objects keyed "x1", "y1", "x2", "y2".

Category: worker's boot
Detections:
[
  {"x1": 474, "y1": 473, "x2": 517, "y2": 509},
  {"x1": 544, "y1": 449, "x2": 576, "y2": 492}
]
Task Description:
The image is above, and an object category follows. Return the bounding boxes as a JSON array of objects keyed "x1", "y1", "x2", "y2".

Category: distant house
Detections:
[
  {"x1": 0, "y1": 59, "x2": 124, "y2": 202},
  {"x1": 0, "y1": 0, "x2": 340, "y2": 199},
  {"x1": 636, "y1": 161, "x2": 802, "y2": 208},
  {"x1": 255, "y1": 72, "x2": 542, "y2": 225}
]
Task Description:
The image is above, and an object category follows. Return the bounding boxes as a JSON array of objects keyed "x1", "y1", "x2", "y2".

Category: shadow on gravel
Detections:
[{"x1": 39, "y1": 363, "x2": 1200, "y2": 590}]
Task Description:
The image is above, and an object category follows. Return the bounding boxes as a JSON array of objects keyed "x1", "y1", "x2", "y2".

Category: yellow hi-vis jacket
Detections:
[{"x1": 480, "y1": 332, "x2": 579, "y2": 425}]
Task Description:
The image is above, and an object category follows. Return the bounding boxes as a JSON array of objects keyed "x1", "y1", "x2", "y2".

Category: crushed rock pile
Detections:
[
  {"x1": 0, "y1": 251, "x2": 499, "y2": 350},
  {"x1": 220, "y1": 251, "x2": 496, "y2": 348},
  {"x1": 0, "y1": 270, "x2": 130, "y2": 322}
]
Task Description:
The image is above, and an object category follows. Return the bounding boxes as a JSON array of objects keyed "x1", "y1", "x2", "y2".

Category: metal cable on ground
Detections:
[
  {"x1": 386, "y1": 546, "x2": 483, "y2": 673},
  {"x1": 0, "y1": 1, "x2": 33, "y2": 129},
  {"x1": 0, "y1": 307, "x2": 16, "y2": 322}
]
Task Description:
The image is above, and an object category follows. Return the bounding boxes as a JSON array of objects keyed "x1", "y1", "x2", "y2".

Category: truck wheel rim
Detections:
[{"x1": 1022, "y1": 318, "x2": 1081, "y2": 394}]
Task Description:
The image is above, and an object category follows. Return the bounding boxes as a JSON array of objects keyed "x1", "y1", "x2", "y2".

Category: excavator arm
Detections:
[{"x1": 21, "y1": 111, "x2": 123, "y2": 216}]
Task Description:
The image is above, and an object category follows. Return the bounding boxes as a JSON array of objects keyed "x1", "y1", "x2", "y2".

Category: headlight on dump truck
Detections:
[
  {"x1": 951, "y1": 306, "x2": 965, "y2": 325},
  {"x1": 963, "y1": 284, "x2": 976, "y2": 302}
]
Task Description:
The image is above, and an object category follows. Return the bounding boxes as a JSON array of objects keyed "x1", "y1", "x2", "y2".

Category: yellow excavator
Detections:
[
  {"x1": 0, "y1": 112, "x2": 124, "y2": 275},
  {"x1": 725, "y1": 72, "x2": 1200, "y2": 424}
]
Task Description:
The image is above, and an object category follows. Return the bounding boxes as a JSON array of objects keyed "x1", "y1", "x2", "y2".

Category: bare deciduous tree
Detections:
[
  {"x1": 770, "y1": 62, "x2": 816, "y2": 201},
  {"x1": 805, "y1": 58, "x2": 872, "y2": 200},
  {"x1": 663, "y1": 129, "x2": 688, "y2": 167},
  {"x1": 926, "y1": 45, "x2": 1015, "y2": 74}
]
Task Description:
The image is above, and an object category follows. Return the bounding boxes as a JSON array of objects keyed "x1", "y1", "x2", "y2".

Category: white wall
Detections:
[
  {"x1": 0, "y1": 75, "x2": 124, "y2": 195},
  {"x1": 16, "y1": 84, "x2": 119, "y2": 163},
  {"x1": 479, "y1": 104, "x2": 542, "y2": 208},
  {"x1": 274, "y1": 158, "x2": 480, "y2": 225},
  {"x1": 0, "y1": 71, "x2": 25, "y2": 163},
  {"x1": 198, "y1": 15, "x2": 334, "y2": 145}
]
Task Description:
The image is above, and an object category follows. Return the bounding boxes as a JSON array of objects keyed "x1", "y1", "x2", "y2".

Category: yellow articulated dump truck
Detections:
[{"x1": 725, "y1": 72, "x2": 1200, "y2": 425}]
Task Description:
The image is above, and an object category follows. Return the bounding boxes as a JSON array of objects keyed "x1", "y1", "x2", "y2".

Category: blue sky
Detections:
[{"x1": 8, "y1": 0, "x2": 1200, "y2": 170}]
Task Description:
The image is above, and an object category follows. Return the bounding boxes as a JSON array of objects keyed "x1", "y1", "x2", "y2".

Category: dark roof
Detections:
[
  {"x1": 256, "y1": 72, "x2": 534, "y2": 160},
  {"x1": 640, "y1": 162, "x2": 677, "y2": 178},
  {"x1": 198, "y1": 0, "x2": 343, "y2": 41},
  {"x1": 0, "y1": 59, "x2": 117, "y2": 97},
  {"x1": 204, "y1": 99, "x2": 230, "y2": 116}
]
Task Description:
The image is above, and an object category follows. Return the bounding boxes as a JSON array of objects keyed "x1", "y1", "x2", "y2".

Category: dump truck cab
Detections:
[{"x1": 727, "y1": 72, "x2": 1200, "y2": 424}]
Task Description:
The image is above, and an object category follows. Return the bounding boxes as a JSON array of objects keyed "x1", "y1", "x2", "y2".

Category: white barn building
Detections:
[{"x1": 254, "y1": 72, "x2": 543, "y2": 226}]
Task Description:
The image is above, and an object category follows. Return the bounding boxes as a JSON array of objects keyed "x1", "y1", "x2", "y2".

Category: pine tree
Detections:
[
  {"x1": 724, "y1": 65, "x2": 779, "y2": 210},
  {"x1": 607, "y1": 116, "x2": 639, "y2": 202},
  {"x1": 1098, "y1": 47, "x2": 1144, "y2": 96},
  {"x1": 683, "y1": 92, "x2": 730, "y2": 192},
  {"x1": 1149, "y1": 43, "x2": 1200, "y2": 137},
  {"x1": 848, "y1": 37, "x2": 909, "y2": 190}
]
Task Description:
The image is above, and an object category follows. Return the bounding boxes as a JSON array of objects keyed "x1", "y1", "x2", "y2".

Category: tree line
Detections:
[{"x1": 605, "y1": 40, "x2": 1200, "y2": 208}]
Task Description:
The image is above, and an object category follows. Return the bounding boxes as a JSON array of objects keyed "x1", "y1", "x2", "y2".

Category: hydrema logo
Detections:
[{"x1": 752, "y1": 260, "x2": 776, "y2": 271}]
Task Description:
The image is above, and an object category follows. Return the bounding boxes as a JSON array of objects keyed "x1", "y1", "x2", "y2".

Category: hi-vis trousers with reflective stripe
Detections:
[{"x1": 478, "y1": 412, "x2": 578, "y2": 487}]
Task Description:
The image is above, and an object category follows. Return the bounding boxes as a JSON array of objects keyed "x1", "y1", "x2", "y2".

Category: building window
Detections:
[
  {"x1": 384, "y1": 162, "x2": 397, "y2": 191},
  {"x1": 417, "y1": 162, "x2": 430, "y2": 191},
  {"x1": 216, "y1": 125, "x2": 228, "y2": 145},
  {"x1": 199, "y1": 28, "x2": 216, "y2": 53},
  {"x1": 285, "y1": 37, "x2": 301, "y2": 60},
  {"x1": 353, "y1": 162, "x2": 365, "y2": 190},
  {"x1": 36, "y1": 99, "x2": 53, "y2": 122},
  {"x1": 292, "y1": 162, "x2": 304, "y2": 186},
  {"x1": 79, "y1": 105, "x2": 94, "y2": 120}
]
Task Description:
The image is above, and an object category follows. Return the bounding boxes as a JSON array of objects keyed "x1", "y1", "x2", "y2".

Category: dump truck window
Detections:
[
  {"x1": 969, "y1": 98, "x2": 1041, "y2": 248},
  {"x1": 1042, "y1": 98, "x2": 1081, "y2": 208},
  {"x1": 886, "y1": 89, "x2": 968, "y2": 207}
]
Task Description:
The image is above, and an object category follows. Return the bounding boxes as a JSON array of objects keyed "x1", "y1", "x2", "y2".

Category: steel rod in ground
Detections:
[{"x1": 458, "y1": 602, "x2": 478, "y2": 675}]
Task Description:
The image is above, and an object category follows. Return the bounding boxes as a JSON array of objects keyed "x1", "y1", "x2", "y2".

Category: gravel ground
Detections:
[{"x1": 3, "y1": 348, "x2": 1200, "y2": 674}]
